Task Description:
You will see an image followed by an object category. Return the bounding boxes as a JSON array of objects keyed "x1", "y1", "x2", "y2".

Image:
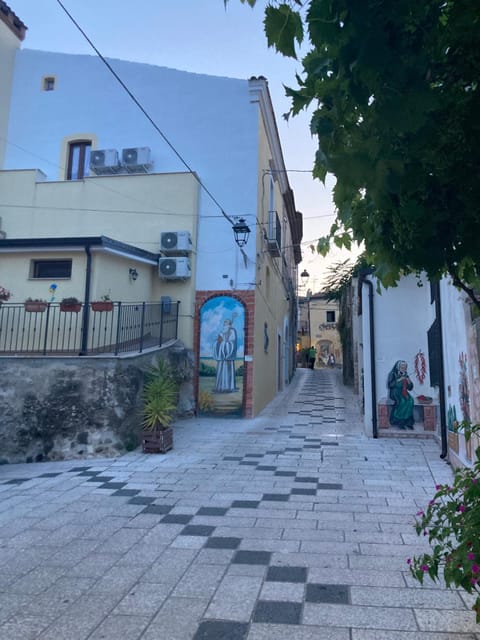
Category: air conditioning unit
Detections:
[
  {"x1": 89, "y1": 149, "x2": 120, "y2": 175},
  {"x1": 160, "y1": 231, "x2": 192, "y2": 255},
  {"x1": 122, "y1": 147, "x2": 152, "y2": 173},
  {"x1": 158, "y1": 257, "x2": 191, "y2": 280}
]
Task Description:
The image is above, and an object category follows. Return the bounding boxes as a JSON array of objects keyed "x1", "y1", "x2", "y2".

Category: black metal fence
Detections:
[{"x1": 0, "y1": 301, "x2": 179, "y2": 356}]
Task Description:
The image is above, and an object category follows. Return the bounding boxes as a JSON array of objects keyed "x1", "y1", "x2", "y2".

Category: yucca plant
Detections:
[{"x1": 142, "y1": 362, "x2": 178, "y2": 431}]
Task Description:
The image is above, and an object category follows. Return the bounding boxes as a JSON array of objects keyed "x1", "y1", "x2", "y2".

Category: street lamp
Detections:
[
  {"x1": 232, "y1": 218, "x2": 251, "y2": 248},
  {"x1": 299, "y1": 269, "x2": 311, "y2": 348}
]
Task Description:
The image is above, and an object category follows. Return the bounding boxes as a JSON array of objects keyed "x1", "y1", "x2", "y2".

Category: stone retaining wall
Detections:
[{"x1": 0, "y1": 341, "x2": 194, "y2": 464}]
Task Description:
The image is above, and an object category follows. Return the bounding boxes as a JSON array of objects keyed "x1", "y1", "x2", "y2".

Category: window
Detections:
[
  {"x1": 31, "y1": 260, "x2": 72, "y2": 279},
  {"x1": 326, "y1": 310, "x2": 336, "y2": 323},
  {"x1": 67, "y1": 141, "x2": 91, "y2": 180},
  {"x1": 43, "y1": 76, "x2": 55, "y2": 91}
]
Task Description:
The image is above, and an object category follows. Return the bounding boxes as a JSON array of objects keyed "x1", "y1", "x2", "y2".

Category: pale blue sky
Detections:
[{"x1": 9, "y1": 0, "x2": 348, "y2": 289}]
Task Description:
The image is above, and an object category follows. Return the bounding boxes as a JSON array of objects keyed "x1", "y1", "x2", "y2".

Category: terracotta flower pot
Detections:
[
  {"x1": 60, "y1": 302, "x2": 82, "y2": 313},
  {"x1": 91, "y1": 301, "x2": 113, "y2": 312},
  {"x1": 24, "y1": 302, "x2": 48, "y2": 313}
]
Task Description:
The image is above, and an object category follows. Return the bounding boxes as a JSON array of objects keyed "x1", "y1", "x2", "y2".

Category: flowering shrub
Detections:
[
  {"x1": 0, "y1": 286, "x2": 11, "y2": 301},
  {"x1": 409, "y1": 424, "x2": 480, "y2": 621}
]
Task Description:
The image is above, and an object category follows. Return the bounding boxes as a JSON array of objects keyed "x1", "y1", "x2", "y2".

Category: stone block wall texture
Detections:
[{"x1": 0, "y1": 341, "x2": 194, "y2": 464}]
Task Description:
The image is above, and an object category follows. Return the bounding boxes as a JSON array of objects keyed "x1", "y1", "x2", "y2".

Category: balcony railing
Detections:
[{"x1": 0, "y1": 301, "x2": 179, "y2": 356}]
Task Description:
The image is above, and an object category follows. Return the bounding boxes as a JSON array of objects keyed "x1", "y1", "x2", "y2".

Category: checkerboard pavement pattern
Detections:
[{"x1": 0, "y1": 368, "x2": 478, "y2": 639}]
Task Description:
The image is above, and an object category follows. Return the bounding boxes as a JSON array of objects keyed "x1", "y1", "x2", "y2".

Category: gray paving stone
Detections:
[
  {"x1": 303, "y1": 603, "x2": 418, "y2": 630},
  {"x1": 205, "y1": 575, "x2": 263, "y2": 621},
  {"x1": 352, "y1": 631, "x2": 480, "y2": 640},
  {"x1": 248, "y1": 623, "x2": 351, "y2": 639}
]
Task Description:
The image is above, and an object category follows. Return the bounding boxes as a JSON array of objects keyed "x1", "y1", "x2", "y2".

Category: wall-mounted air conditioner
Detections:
[
  {"x1": 158, "y1": 257, "x2": 191, "y2": 280},
  {"x1": 160, "y1": 231, "x2": 192, "y2": 255},
  {"x1": 122, "y1": 147, "x2": 152, "y2": 173},
  {"x1": 89, "y1": 149, "x2": 120, "y2": 175}
]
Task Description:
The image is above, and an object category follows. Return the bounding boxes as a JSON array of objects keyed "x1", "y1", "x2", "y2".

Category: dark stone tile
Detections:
[
  {"x1": 253, "y1": 600, "x2": 302, "y2": 624},
  {"x1": 289, "y1": 435, "x2": 305, "y2": 439},
  {"x1": 291, "y1": 488, "x2": 317, "y2": 496},
  {"x1": 285, "y1": 448, "x2": 302, "y2": 452},
  {"x1": 305, "y1": 583, "x2": 350, "y2": 604},
  {"x1": 76, "y1": 471, "x2": 100, "y2": 476},
  {"x1": 193, "y1": 620, "x2": 248, "y2": 640},
  {"x1": 239, "y1": 461, "x2": 258, "y2": 466},
  {"x1": 304, "y1": 445, "x2": 323, "y2": 449},
  {"x1": 86, "y1": 476, "x2": 114, "y2": 483},
  {"x1": 256, "y1": 466, "x2": 276, "y2": 471},
  {"x1": 266, "y1": 566, "x2": 307, "y2": 583},
  {"x1": 266, "y1": 450, "x2": 283, "y2": 454},
  {"x1": 295, "y1": 477, "x2": 318, "y2": 484},
  {"x1": 141, "y1": 504, "x2": 173, "y2": 515},
  {"x1": 321, "y1": 442, "x2": 339, "y2": 446},
  {"x1": 161, "y1": 514, "x2": 192, "y2": 524},
  {"x1": 205, "y1": 537, "x2": 241, "y2": 549},
  {"x1": 112, "y1": 489, "x2": 140, "y2": 497},
  {"x1": 223, "y1": 457, "x2": 243, "y2": 461},
  {"x1": 68, "y1": 466, "x2": 91, "y2": 472},
  {"x1": 231, "y1": 500, "x2": 259, "y2": 509},
  {"x1": 3, "y1": 478, "x2": 30, "y2": 484},
  {"x1": 317, "y1": 483, "x2": 343, "y2": 490},
  {"x1": 274, "y1": 471, "x2": 296, "y2": 477},
  {"x1": 232, "y1": 550, "x2": 271, "y2": 565},
  {"x1": 262, "y1": 493, "x2": 290, "y2": 502},
  {"x1": 197, "y1": 507, "x2": 229, "y2": 516},
  {"x1": 181, "y1": 525, "x2": 215, "y2": 537},
  {"x1": 38, "y1": 473, "x2": 62, "y2": 478},
  {"x1": 128, "y1": 496, "x2": 156, "y2": 505},
  {"x1": 304, "y1": 438, "x2": 322, "y2": 442},
  {"x1": 244, "y1": 454, "x2": 264, "y2": 458},
  {"x1": 98, "y1": 482, "x2": 127, "y2": 490}
]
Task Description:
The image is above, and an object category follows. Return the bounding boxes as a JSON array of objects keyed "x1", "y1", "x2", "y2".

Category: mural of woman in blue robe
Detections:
[{"x1": 387, "y1": 360, "x2": 414, "y2": 429}]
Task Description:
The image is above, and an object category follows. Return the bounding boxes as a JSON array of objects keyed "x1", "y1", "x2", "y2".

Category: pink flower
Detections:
[
  {"x1": 468, "y1": 553, "x2": 475, "y2": 561},
  {"x1": 416, "y1": 511, "x2": 424, "y2": 517},
  {"x1": 407, "y1": 558, "x2": 412, "y2": 565},
  {"x1": 472, "y1": 564, "x2": 480, "y2": 574},
  {"x1": 457, "y1": 504, "x2": 466, "y2": 513},
  {"x1": 421, "y1": 564, "x2": 428, "y2": 572},
  {"x1": 471, "y1": 578, "x2": 477, "y2": 586}
]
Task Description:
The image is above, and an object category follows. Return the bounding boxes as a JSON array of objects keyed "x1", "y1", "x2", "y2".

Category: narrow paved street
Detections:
[{"x1": 0, "y1": 368, "x2": 478, "y2": 639}]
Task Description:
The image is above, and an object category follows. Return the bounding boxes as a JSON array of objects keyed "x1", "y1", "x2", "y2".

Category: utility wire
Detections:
[{"x1": 55, "y1": 0, "x2": 235, "y2": 226}]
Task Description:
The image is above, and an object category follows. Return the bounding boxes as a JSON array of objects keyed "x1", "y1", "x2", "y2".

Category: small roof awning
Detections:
[{"x1": 0, "y1": 235, "x2": 159, "y2": 265}]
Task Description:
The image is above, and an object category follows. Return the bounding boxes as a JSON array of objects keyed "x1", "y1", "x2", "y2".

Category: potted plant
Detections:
[
  {"x1": 141, "y1": 360, "x2": 178, "y2": 454},
  {"x1": 91, "y1": 293, "x2": 113, "y2": 312},
  {"x1": 24, "y1": 297, "x2": 48, "y2": 312},
  {"x1": 0, "y1": 286, "x2": 11, "y2": 305},
  {"x1": 60, "y1": 297, "x2": 82, "y2": 313}
]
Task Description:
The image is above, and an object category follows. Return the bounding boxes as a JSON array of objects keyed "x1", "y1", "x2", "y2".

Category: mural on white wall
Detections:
[
  {"x1": 387, "y1": 360, "x2": 415, "y2": 429},
  {"x1": 459, "y1": 352, "x2": 470, "y2": 422},
  {"x1": 198, "y1": 296, "x2": 245, "y2": 417}
]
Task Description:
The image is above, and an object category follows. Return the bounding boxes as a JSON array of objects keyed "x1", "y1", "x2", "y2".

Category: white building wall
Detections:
[
  {"x1": 5, "y1": 49, "x2": 258, "y2": 291},
  {"x1": 440, "y1": 279, "x2": 470, "y2": 422}
]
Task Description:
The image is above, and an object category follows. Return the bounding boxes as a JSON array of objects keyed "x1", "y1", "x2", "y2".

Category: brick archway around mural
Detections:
[{"x1": 195, "y1": 291, "x2": 255, "y2": 418}]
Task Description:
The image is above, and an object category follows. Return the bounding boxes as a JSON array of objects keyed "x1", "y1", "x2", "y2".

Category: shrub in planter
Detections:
[
  {"x1": 60, "y1": 297, "x2": 82, "y2": 313},
  {"x1": 91, "y1": 293, "x2": 113, "y2": 312},
  {"x1": 141, "y1": 360, "x2": 178, "y2": 454},
  {"x1": 24, "y1": 298, "x2": 48, "y2": 312},
  {"x1": 409, "y1": 423, "x2": 480, "y2": 621}
]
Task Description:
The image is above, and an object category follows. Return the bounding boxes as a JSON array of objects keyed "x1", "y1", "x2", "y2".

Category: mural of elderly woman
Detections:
[
  {"x1": 213, "y1": 319, "x2": 239, "y2": 393},
  {"x1": 387, "y1": 360, "x2": 414, "y2": 429}
]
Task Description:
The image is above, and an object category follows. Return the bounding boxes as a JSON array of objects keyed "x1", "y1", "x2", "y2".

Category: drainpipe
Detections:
[
  {"x1": 434, "y1": 281, "x2": 448, "y2": 459},
  {"x1": 362, "y1": 277, "x2": 378, "y2": 438},
  {"x1": 80, "y1": 244, "x2": 92, "y2": 355}
]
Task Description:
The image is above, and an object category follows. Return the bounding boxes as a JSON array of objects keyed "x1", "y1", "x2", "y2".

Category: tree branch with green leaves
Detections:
[{"x1": 228, "y1": 0, "x2": 480, "y2": 306}]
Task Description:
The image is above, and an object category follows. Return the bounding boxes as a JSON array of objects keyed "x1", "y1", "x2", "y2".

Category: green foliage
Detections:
[
  {"x1": 410, "y1": 424, "x2": 480, "y2": 621},
  {"x1": 199, "y1": 361, "x2": 216, "y2": 377},
  {"x1": 233, "y1": 0, "x2": 480, "y2": 306},
  {"x1": 142, "y1": 360, "x2": 178, "y2": 430}
]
